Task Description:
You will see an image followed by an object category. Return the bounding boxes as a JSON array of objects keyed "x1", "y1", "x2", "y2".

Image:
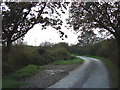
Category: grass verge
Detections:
[
  {"x1": 50, "y1": 56, "x2": 84, "y2": 65},
  {"x1": 11, "y1": 64, "x2": 38, "y2": 79},
  {"x1": 2, "y1": 56, "x2": 83, "y2": 88},
  {"x1": 3, "y1": 64, "x2": 38, "y2": 88},
  {"x1": 82, "y1": 55, "x2": 119, "y2": 88},
  {"x1": 2, "y1": 79, "x2": 25, "y2": 88}
]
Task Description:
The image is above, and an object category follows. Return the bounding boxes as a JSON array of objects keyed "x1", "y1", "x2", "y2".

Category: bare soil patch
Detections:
[{"x1": 20, "y1": 63, "x2": 82, "y2": 88}]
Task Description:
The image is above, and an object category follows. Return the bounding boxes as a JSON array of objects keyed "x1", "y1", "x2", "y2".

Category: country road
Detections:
[{"x1": 49, "y1": 56, "x2": 110, "y2": 88}]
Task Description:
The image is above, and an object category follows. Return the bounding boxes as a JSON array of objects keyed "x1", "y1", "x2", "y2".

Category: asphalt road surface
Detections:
[{"x1": 49, "y1": 56, "x2": 110, "y2": 88}]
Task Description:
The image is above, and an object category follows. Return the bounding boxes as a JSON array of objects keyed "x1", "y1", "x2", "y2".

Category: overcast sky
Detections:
[
  {"x1": 24, "y1": 24, "x2": 79, "y2": 46},
  {"x1": 24, "y1": 2, "x2": 79, "y2": 46},
  {"x1": 23, "y1": 2, "x2": 112, "y2": 46}
]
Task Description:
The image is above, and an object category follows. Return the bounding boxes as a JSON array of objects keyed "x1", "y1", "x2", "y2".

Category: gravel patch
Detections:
[{"x1": 20, "y1": 63, "x2": 82, "y2": 88}]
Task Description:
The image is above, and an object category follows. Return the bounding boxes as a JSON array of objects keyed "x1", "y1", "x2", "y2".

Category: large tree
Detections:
[
  {"x1": 68, "y1": 2, "x2": 120, "y2": 66},
  {"x1": 1, "y1": 2, "x2": 68, "y2": 49},
  {"x1": 77, "y1": 28, "x2": 103, "y2": 47}
]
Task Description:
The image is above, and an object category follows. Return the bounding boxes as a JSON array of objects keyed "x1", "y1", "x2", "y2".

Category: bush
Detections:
[
  {"x1": 69, "y1": 39, "x2": 118, "y2": 65},
  {"x1": 2, "y1": 79, "x2": 25, "y2": 88},
  {"x1": 48, "y1": 47, "x2": 72, "y2": 60},
  {"x1": 3, "y1": 43, "x2": 73, "y2": 75},
  {"x1": 3, "y1": 61, "x2": 15, "y2": 74},
  {"x1": 2, "y1": 64, "x2": 38, "y2": 88},
  {"x1": 96, "y1": 39, "x2": 118, "y2": 64},
  {"x1": 37, "y1": 48, "x2": 46, "y2": 55},
  {"x1": 11, "y1": 64, "x2": 38, "y2": 79},
  {"x1": 3, "y1": 45, "x2": 28, "y2": 74}
]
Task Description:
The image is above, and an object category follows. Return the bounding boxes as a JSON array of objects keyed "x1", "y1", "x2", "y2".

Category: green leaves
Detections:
[{"x1": 11, "y1": 64, "x2": 38, "y2": 79}]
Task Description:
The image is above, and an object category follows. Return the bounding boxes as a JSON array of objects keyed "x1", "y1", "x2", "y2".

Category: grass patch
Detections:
[
  {"x1": 82, "y1": 55, "x2": 119, "y2": 88},
  {"x1": 2, "y1": 64, "x2": 39, "y2": 88},
  {"x1": 39, "y1": 65, "x2": 45, "y2": 69},
  {"x1": 2, "y1": 56, "x2": 83, "y2": 88},
  {"x1": 2, "y1": 79, "x2": 25, "y2": 88},
  {"x1": 11, "y1": 64, "x2": 38, "y2": 79},
  {"x1": 71, "y1": 54, "x2": 79, "y2": 57},
  {"x1": 50, "y1": 57, "x2": 84, "y2": 65}
]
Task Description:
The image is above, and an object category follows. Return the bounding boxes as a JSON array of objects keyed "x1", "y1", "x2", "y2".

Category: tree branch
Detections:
[
  {"x1": 94, "y1": 18, "x2": 115, "y2": 36},
  {"x1": 11, "y1": 24, "x2": 34, "y2": 42},
  {"x1": 11, "y1": 3, "x2": 46, "y2": 43}
]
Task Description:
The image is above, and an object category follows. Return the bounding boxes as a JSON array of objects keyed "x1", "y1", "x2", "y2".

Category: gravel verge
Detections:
[{"x1": 20, "y1": 63, "x2": 82, "y2": 88}]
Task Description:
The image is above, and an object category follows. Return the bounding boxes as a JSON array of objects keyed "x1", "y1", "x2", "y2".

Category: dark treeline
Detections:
[
  {"x1": 2, "y1": 42, "x2": 73, "y2": 75},
  {"x1": 3, "y1": 38, "x2": 117, "y2": 75},
  {"x1": 68, "y1": 39, "x2": 118, "y2": 65}
]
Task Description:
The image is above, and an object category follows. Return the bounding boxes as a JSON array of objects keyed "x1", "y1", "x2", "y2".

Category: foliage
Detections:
[
  {"x1": 77, "y1": 28, "x2": 103, "y2": 46},
  {"x1": 68, "y1": 45, "x2": 86, "y2": 55},
  {"x1": 69, "y1": 2, "x2": 120, "y2": 39},
  {"x1": 2, "y1": 64, "x2": 38, "y2": 88},
  {"x1": 68, "y1": 2, "x2": 120, "y2": 65},
  {"x1": 69, "y1": 39, "x2": 118, "y2": 88},
  {"x1": 50, "y1": 57, "x2": 83, "y2": 65},
  {"x1": 37, "y1": 48, "x2": 46, "y2": 55},
  {"x1": 69, "y1": 39, "x2": 118, "y2": 65},
  {"x1": 48, "y1": 47, "x2": 71, "y2": 60},
  {"x1": 2, "y1": 79, "x2": 25, "y2": 88},
  {"x1": 2, "y1": 45, "x2": 28, "y2": 74},
  {"x1": 3, "y1": 42, "x2": 72, "y2": 75},
  {"x1": 39, "y1": 42, "x2": 53, "y2": 47},
  {"x1": 11, "y1": 64, "x2": 38, "y2": 79},
  {"x1": 2, "y1": 54, "x2": 82, "y2": 88},
  {"x1": 2, "y1": 2, "x2": 69, "y2": 47},
  {"x1": 53, "y1": 42, "x2": 69, "y2": 51},
  {"x1": 2, "y1": 42, "x2": 80, "y2": 88}
]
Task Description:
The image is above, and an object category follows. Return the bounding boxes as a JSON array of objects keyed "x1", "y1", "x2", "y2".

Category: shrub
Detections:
[
  {"x1": 3, "y1": 60, "x2": 16, "y2": 74},
  {"x1": 11, "y1": 64, "x2": 38, "y2": 79},
  {"x1": 48, "y1": 47, "x2": 71, "y2": 60},
  {"x1": 3, "y1": 43, "x2": 73, "y2": 75},
  {"x1": 2, "y1": 79, "x2": 25, "y2": 88},
  {"x1": 69, "y1": 39, "x2": 118, "y2": 65},
  {"x1": 37, "y1": 48, "x2": 46, "y2": 55},
  {"x1": 3, "y1": 45, "x2": 28, "y2": 74}
]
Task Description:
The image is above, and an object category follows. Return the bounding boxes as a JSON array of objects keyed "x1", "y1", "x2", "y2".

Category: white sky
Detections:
[
  {"x1": 24, "y1": 24, "x2": 79, "y2": 46},
  {"x1": 24, "y1": 3, "x2": 79, "y2": 46},
  {"x1": 23, "y1": 2, "x2": 112, "y2": 46}
]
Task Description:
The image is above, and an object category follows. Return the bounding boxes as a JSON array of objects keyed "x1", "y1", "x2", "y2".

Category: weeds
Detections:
[
  {"x1": 51, "y1": 57, "x2": 83, "y2": 65},
  {"x1": 2, "y1": 64, "x2": 38, "y2": 88},
  {"x1": 2, "y1": 79, "x2": 25, "y2": 88},
  {"x1": 11, "y1": 64, "x2": 38, "y2": 79}
]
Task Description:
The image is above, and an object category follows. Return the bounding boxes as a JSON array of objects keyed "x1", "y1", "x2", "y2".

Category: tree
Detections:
[
  {"x1": 77, "y1": 27, "x2": 103, "y2": 46},
  {"x1": 53, "y1": 42, "x2": 69, "y2": 51},
  {"x1": 1, "y1": 2, "x2": 69, "y2": 50},
  {"x1": 40, "y1": 41, "x2": 53, "y2": 48},
  {"x1": 68, "y1": 2, "x2": 120, "y2": 66}
]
